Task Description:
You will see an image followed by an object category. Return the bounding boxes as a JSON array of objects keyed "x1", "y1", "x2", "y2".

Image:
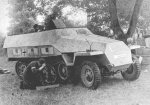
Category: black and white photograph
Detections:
[{"x1": 0, "y1": 0, "x2": 150, "y2": 105}]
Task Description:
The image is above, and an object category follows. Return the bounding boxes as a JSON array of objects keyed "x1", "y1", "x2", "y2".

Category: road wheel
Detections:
[
  {"x1": 80, "y1": 61, "x2": 101, "y2": 90},
  {"x1": 42, "y1": 65, "x2": 57, "y2": 85},
  {"x1": 15, "y1": 61, "x2": 27, "y2": 79},
  {"x1": 57, "y1": 62, "x2": 69, "y2": 84},
  {"x1": 121, "y1": 58, "x2": 141, "y2": 81}
]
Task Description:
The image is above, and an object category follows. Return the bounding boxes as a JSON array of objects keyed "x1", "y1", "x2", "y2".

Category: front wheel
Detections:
[
  {"x1": 121, "y1": 58, "x2": 141, "y2": 81},
  {"x1": 80, "y1": 61, "x2": 101, "y2": 90}
]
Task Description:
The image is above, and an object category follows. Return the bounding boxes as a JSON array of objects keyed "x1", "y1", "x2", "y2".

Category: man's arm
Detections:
[{"x1": 39, "y1": 63, "x2": 46, "y2": 71}]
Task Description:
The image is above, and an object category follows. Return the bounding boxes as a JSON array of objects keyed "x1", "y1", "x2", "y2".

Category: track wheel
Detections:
[
  {"x1": 15, "y1": 61, "x2": 28, "y2": 79},
  {"x1": 80, "y1": 61, "x2": 101, "y2": 90},
  {"x1": 57, "y1": 62, "x2": 69, "y2": 83},
  {"x1": 43, "y1": 65, "x2": 57, "y2": 85}
]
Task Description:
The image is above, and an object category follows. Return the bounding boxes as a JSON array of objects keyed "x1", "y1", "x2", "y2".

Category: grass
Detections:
[{"x1": 0, "y1": 56, "x2": 150, "y2": 105}]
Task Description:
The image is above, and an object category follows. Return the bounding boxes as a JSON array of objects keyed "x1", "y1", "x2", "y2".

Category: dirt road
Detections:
[{"x1": 0, "y1": 57, "x2": 150, "y2": 105}]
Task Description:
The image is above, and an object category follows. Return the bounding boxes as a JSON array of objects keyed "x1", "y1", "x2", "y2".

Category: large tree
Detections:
[
  {"x1": 109, "y1": 0, "x2": 143, "y2": 43},
  {"x1": 52, "y1": 0, "x2": 144, "y2": 42}
]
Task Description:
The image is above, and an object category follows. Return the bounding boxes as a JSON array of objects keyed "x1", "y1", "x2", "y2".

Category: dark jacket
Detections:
[{"x1": 23, "y1": 61, "x2": 42, "y2": 86}]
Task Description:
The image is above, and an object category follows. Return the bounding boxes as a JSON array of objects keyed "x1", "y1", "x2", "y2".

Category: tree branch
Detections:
[{"x1": 126, "y1": 0, "x2": 143, "y2": 38}]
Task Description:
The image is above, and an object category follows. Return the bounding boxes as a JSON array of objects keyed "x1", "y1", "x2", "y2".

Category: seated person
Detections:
[{"x1": 44, "y1": 14, "x2": 57, "y2": 30}]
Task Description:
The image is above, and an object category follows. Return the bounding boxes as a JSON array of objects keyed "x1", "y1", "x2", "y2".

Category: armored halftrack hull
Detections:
[
  {"x1": 3, "y1": 17, "x2": 141, "y2": 90},
  {"x1": 4, "y1": 28, "x2": 132, "y2": 71}
]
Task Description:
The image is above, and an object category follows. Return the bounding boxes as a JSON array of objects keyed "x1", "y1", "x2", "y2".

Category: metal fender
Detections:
[{"x1": 129, "y1": 45, "x2": 141, "y2": 50}]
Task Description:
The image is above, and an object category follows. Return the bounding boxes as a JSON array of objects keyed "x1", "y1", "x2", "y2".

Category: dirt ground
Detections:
[{"x1": 0, "y1": 57, "x2": 150, "y2": 105}]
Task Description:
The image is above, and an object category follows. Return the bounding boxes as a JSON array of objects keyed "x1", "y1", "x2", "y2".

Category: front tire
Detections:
[
  {"x1": 121, "y1": 58, "x2": 141, "y2": 81},
  {"x1": 80, "y1": 61, "x2": 101, "y2": 90}
]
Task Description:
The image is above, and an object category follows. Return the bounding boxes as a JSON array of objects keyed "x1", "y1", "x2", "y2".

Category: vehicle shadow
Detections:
[{"x1": 100, "y1": 75, "x2": 126, "y2": 88}]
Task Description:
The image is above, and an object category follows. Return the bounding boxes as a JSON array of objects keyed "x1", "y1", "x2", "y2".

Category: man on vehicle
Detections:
[
  {"x1": 20, "y1": 58, "x2": 46, "y2": 90},
  {"x1": 44, "y1": 13, "x2": 57, "y2": 30}
]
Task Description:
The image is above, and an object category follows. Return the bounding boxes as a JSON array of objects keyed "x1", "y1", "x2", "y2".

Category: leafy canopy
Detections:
[{"x1": 8, "y1": 0, "x2": 147, "y2": 41}]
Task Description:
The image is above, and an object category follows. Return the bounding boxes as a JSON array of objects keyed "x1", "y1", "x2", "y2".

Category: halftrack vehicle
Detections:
[{"x1": 3, "y1": 19, "x2": 141, "y2": 89}]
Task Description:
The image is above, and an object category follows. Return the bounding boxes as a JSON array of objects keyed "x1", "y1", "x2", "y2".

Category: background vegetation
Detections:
[{"x1": 7, "y1": 0, "x2": 150, "y2": 43}]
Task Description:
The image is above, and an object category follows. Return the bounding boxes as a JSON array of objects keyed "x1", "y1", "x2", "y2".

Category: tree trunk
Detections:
[
  {"x1": 126, "y1": 0, "x2": 143, "y2": 38},
  {"x1": 108, "y1": 0, "x2": 126, "y2": 42},
  {"x1": 109, "y1": 0, "x2": 143, "y2": 44}
]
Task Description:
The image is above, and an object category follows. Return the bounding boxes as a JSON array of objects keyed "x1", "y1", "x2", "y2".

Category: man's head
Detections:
[
  {"x1": 39, "y1": 58, "x2": 46, "y2": 65},
  {"x1": 31, "y1": 67, "x2": 37, "y2": 73},
  {"x1": 127, "y1": 37, "x2": 134, "y2": 45}
]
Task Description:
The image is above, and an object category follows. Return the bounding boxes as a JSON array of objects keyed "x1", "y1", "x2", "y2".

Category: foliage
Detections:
[
  {"x1": 8, "y1": 0, "x2": 147, "y2": 42},
  {"x1": 50, "y1": 0, "x2": 110, "y2": 36},
  {"x1": 8, "y1": 0, "x2": 37, "y2": 35},
  {"x1": 138, "y1": 0, "x2": 150, "y2": 33}
]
